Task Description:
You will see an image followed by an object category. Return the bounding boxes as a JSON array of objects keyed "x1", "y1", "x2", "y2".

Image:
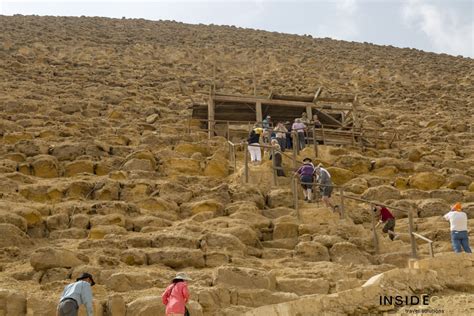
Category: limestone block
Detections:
[
  {"x1": 151, "y1": 233, "x2": 199, "y2": 249},
  {"x1": 120, "y1": 183, "x2": 151, "y2": 202},
  {"x1": 18, "y1": 163, "x2": 30, "y2": 175},
  {"x1": 105, "y1": 272, "x2": 153, "y2": 292},
  {"x1": 0, "y1": 289, "x2": 26, "y2": 316},
  {"x1": 294, "y1": 241, "x2": 330, "y2": 262},
  {"x1": 25, "y1": 296, "x2": 56, "y2": 316},
  {"x1": 343, "y1": 177, "x2": 369, "y2": 195},
  {"x1": 180, "y1": 199, "x2": 224, "y2": 216},
  {"x1": 65, "y1": 160, "x2": 94, "y2": 176},
  {"x1": 417, "y1": 199, "x2": 450, "y2": 217},
  {"x1": 124, "y1": 151, "x2": 156, "y2": 168},
  {"x1": 89, "y1": 225, "x2": 127, "y2": 240},
  {"x1": 236, "y1": 289, "x2": 298, "y2": 308},
  {"x1": 361, "y1": 185, "x2": 401, "y2": 202},
  {"x1": 126, "y1": 296, "x2": 165, "y2": 316},
  {"x1": 429, "y1": 189, "x2": 463, "y2": 203},
  {"x1": 46, "y1": 213, "x2": 69, "y2": 231},
  {"x1": 126, "y1": 236, "x2": 152, "y2": 248},
  {"x1": 131, "y1": 216, "x2": 171, "y2": 231},
  {"x1": 311, "y1": 235, "x2": 345, "y2": 248},
  {"x1": 49, "y1": 228, "x2": 88, "y2": 239},
  {"x1": 107, "y1": 294, "x2": 126, "y2": 316},
  {"x1": 51, "y1": 143, "x2": 86, "y2": 161},
  {"x1": 266, "y1": 189, "x2": 293, "y2": 208},
  {"x1": 90, "y1": 214, "x2": 125, "y2": 227},
  {"x1": 30, "y1": 247, "x2": 84, "y2": 271},
  {"x1": 334, "y1": 155, "x2": 372, "y2": 174},
  {"x1": 326, "y1": 167, "x2": 356, "y2": 185},
  {"x1": 2, "y1": 153, "x2": 26, "y2": 163},
  {"x1": 71, "y1": 214, "x2": 90, "y2": 229},
  {"x1": 66, "y1": 181, "x2": 95, "y2": 200},
  {"x1": 163, "y1": 158, "x2": 201, "y2": 176},
  {"x1": 158, "y1": 182, "x2": 193, "y2": 204},
  {"x1": 371, "y1": 166, "x2": 399, "y2": 177},
  {"x1": 122, "y1": 158, "x2": 154, "y2": 172},
  {"x1": 469, "y1": 182, "x2": 474, "y2": 192},
  {"x1": 94, "y1": 181, "x2": 120, "y2": 201},
  {"x1": 204, "y1": 157, "x2": 229, "y2": 178},
  {"x1": 401, "y1": 189, "x2": 431, "y2": 200},
  {"x1": 175, "y1": 143, "x2": 209, "y2": 156},
  {"x1": 205, "y1": 252, "x2": 230, "y2": 267},
  {"x1": 330, "y1": 242, "x2": 370, "y2": 265},
  {"x1": 136, "y1": 197, "x2": 178, "y2": 214},
  {"x1": 147, "y1": 248, "x2": 205, "y2": 268},
  {"x1": 3, "y1": 132, "x2": 33, "y2": 144},
  {"x1": 14, "y1": 207, "x2": 43, "y2": 228},
  {"x1": 219, "y1": 225, "x2": 259, "y2": 247},
  {"x1": 0, "y1": 223, "x2": 32, "y2": 248},
  {"x1": 409, "y1": 172, "x2": 446, "y2": 190},
  {"x1": 31, "y1": 155, "x2": 59, "y2": 178},
  {"x1": 0, "y1": 159, "x2": 18, "y2": 173},
  {"x1": 0, "y1": 211, "x2": 27, "y2": 231},
  {"x1": 213, "y1": 266, "x2": 276, "y2": 290},
  {"x1": 273, "y1": 221, "x2": 299, "y2": 240},
  {"x1": 120, "y1": 249, "x2": 147, "y2": 266},
  {"x1": 445, "y1": 174, "x2": 472, "y2": 189},
  {"x1": 40, "y1": 267, "x2": 70, "y2": 283},
  {"x1": 277, "y1": 277, "x2": 330, "y2": 295},
  {"x1": 95, "y1": 161, "x2": 111, "y2": 176},
  {"x1": 202, "y1": 232, "x2": 247, "y2": 254},
  {"x1": 261, "y1": 238, "x2": 298, "y2": 250}
]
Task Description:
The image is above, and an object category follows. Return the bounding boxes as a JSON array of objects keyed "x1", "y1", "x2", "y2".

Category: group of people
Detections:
[
  {"x1": 57, "y1": 272, "x2": 192, "y2": 316},
  {"x1": 56, "y1": 207, "x2": 470, "y2": 316},
  {"x1": 247, "y1": 112, "x2": 323, "y2": 164}
]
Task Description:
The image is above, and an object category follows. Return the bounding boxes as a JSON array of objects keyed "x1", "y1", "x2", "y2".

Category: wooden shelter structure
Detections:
[{"x1": 191, "y1": 88, "x2": 363, "y2": 144}]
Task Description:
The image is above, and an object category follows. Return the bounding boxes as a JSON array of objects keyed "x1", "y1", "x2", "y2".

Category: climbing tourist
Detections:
[
  {"x1": 373, "y1": 205, "x2": 397, "y2": 240},
  {"x1": 284, "y1": 121, "x2": 293, "y2": 149},
  {"x1": 57, "y1": 272, "x2": 95, "y2": 316},
  {"x1": 314, "y1": 164, "x2": 338, "y2": 213},
  {"x1": 262, "y1": 115, "x2": 272, "y2": 144},
  {"x1": 443, "y1": 203, "x2": 471, "y2": 253},
  {"x1": 161, "y1": 272, "x2": 191, "y2": 316},
  {"x1": 295, "y1": 158, "x2": 315, "y2": 202},
  {"x1": 270, "y1": 139, "x2": 285, "y2": 177},
  {"x1": 299, "y1": 112, "x2": 310, "y2": 124},
  {"x1": 247, "y1": 126, "x2": 262, "y2": 164},
  {"x1": 292, "y1": 118, "x2": 306, "y2": 151},
  {"x1": 312, "y1": 114, "x2": 322, "y2": 128},
  {"x1": 273, "y1": 122, "x2": 288, "y2": 151}
]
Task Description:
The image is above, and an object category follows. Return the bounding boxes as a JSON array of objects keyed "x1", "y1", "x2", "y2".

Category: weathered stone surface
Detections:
[
  {"x1": 329, "y1": 242, "x2": 370, "y2": 265},
  {"x1": 361, "y1": 185, "x2": 401, "y2": 202},
  {"x1": 277, "y1": 277, "x2": 330, "y2": 295},
  {"x1": 31, "y1": 155, "x2": 59, "y2": 178},
  {"x1": 147, "y1": 248, "x2": 205, "y2": 268},
  {"x1": 0, "y1": 223, "x2": 32, "y2": 248},
  {"x1": 126, "y1": 296, "x2": 165, "y2": 316},
  {"x1": 266, "y1": 189, "x2": 293, "y2": 208},
  {"x1": 213, "y1": 266, "x2": 276, "y2": 290},
  {"x1": 105, "y1": 272, "x2": 153, "y2": 292},
  {"x1": 30, "y1": 247, "x2": 84, "y2": 271},
  {"x1": 0, "y1": 289, "x2": 26, "y2": 316},
  {"x1": 65, "y1": 160, "x2": 95, "y2": 176},
  {"x1": 326, "y1": 167, "x2": 356, "y2": 185},
  {"x1": 294, "y1": 241, "x2": 330, "y2": 262},
  {"x1": 180, "y1": 199, "x2": 224, "y2": 216},
  {"x1": 409, "y1": 172, "x2": 446, "y2": 190}
]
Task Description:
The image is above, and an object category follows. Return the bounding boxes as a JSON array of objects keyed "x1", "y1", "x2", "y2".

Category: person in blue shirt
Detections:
[{"x1": 57, "y1": 272, "x2": 95, "y2": 316}]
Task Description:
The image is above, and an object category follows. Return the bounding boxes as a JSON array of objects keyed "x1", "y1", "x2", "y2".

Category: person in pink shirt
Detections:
[{"x1": 161, "y1": 272, "x2": 191, "y2": 316}]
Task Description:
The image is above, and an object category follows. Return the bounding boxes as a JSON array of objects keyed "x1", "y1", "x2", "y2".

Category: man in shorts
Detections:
[{"x1": 314, "y1": 164, "x2": 337, "y2": 212}]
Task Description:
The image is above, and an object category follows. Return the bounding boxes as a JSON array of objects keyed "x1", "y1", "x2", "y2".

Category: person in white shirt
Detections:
[
  {"x1": 57, "y1": 272, "x2": 95, "y2": 316},
  {"x1": 443, "y1": 202, "x2": 471, "y2": 253}
]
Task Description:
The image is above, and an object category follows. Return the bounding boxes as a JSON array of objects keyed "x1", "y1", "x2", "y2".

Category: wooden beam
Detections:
[
  {"x1": 313, "y1": 87, "x2": 322, "y2": 102},
  {"x1": 213, "y1": 95, "x2": 353, "y2": 110},
  {"x1": 208, "y1": 98, "x2": 215, "y2": 139},
  {"x1": 306, "y1": 105, "x2": 312, "y2": 123},
  {"x1": 256, "y1": 101, "x2": 262, "y2": 124}
]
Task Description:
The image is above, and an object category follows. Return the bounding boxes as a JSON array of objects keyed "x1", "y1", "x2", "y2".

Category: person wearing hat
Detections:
[
  {"x1": 57, "y1": 272, "x2": 95, "y2": 316},
  {"x1": 295, "y1": 158, "x2": 315, "y2": 202},
  {"x1": 314, "y1": 164, "x2": 337, "y2": 213},
  {"x1": 247, "y1": 126, "x2": 262, "y2": 164},
  {"x1": 443, "y1": 203, "x2": 471, "y2": 253},
  {"x1": 161, "y1": 272, "x2": 192, "y2": 316}
]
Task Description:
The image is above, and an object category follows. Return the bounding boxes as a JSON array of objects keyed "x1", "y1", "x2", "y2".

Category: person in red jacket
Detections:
[
  {"x1": 161, "y1": 272, "x2": 191, "y2": 316},
  {"x1": 373, "y1": 204, "x2": 398, "y2": 240}
]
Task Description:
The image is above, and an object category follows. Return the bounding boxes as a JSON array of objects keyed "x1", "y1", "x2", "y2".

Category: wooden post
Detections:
[
  {"x1": 306, "y1": 105, "x2": 312, "y2": 124},
  {"x1": 187, "y1": 118, "x2": 191, "y2": 134},
  {"x1": 226, "y1": 121, "x2": 230, "y2": 141},
  {"x1": 408, "y1": 210, "x2": 417, "y2": 259},
  {"x1": 292, "y1": 176, "x2": 299, "y2": 217},
  {"x1": 271, "y1": 147, "x2": 277, "y2": 186},
  {"x1": 339, "y1": 187, "x2": 345, "y2": 218},
  {"x1": 371, "y1": 207, "x2": 379, "y2": 254},
  {"x1": 428, "y1": 242, "x2": 434, "y2": 258},
  {"x1": 256, "y1": 101, "x2": 263, "y2": 125},
  {"x1": 313, "y1": 126, "x2": 318, "y2": 157},
  {"x1": 208, "y1": 98, "x2": 215, "y2": 139},
  {"x1": 244, "y1": 142, "x2": 249, "y2": 183},
  {"x1": 292, "y1": 134, "x2": 298, "y2": 169}
]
